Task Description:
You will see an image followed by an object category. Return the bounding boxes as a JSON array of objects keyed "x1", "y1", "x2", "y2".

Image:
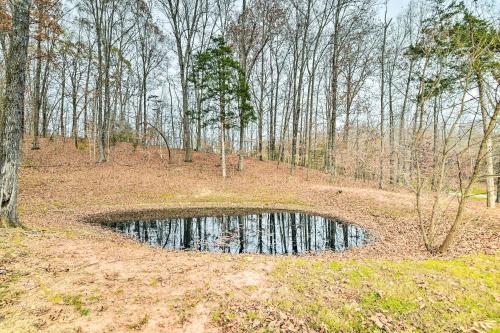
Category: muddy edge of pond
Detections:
[{"x1": 82, "y1": 205, "x2": 377, "y2": 242}]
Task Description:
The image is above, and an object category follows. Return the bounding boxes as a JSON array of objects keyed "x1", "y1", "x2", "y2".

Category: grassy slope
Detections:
[
  {"x1": 215, "y1": 255, "x2": 499, "y2": 332},
  {"x1": 1, "y1": 138, "x2": 499, "y2": 332}
]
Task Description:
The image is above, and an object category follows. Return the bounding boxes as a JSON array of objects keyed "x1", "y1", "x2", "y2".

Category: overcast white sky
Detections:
[
  {"x1": 386, "y1": 0, "x2": 500, "y2": 19},
  {"x1": 387, "y1": 0, "x2": 412, "y2": 18}
]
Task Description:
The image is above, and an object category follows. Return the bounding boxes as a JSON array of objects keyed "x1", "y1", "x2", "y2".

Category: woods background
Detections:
[{"x1": 0, "y1": 0, "x2": 499, "y2": 223}]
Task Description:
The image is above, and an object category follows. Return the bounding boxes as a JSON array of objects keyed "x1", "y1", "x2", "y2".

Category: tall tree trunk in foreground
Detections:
[{"x1": 0, "y1": 0, "x2": 32, "y2": 227}]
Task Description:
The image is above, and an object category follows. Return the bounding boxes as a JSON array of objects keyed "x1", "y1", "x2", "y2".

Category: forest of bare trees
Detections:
[{"x1": 0, "y1": 0, "x2": 499, "y2": 252}]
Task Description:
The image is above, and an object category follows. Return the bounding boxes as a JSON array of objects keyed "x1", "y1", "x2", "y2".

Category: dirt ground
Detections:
[{"x1": 1, "y1": 138, "x2": 498, "y2": 332}]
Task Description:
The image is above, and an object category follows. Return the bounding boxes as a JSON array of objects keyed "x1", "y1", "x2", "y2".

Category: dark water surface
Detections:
[{"x1": 107, "y1": 212, "x2": 368, "y2": 255}]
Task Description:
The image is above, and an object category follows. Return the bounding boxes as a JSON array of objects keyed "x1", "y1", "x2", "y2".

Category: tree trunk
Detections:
[
  {"x1": 477, "y1": 71, "x2": 496, "y2": 208},
  {"x1": 0, "y1": 0, "x2": 31, "y2": 227},
  {"x1": 83, "y1": 47, "x2": 91, "y2": 139},
  {"x1": 397, "y1": 59, "x2": 414, "y2": 184},
  {"x1": 439, "y1": 99, "x2": 500, "y2": 252},
  {"x1": 60, "y1": 58, "x2": 66, "y2": 138},
  {"x1": 258, "y1": 53, "x2": 264, "y2": 162},
  {"x1": 496, "y1": 157, "x2": 500, "y2": 203},
  {"x1": 181, "y1": 76, "x2": 192, "y2": 162},
  {"x1": 142, "y1": 67, "x2": 147, "y2": 144},
  {"x1": 31, "y1": 37, "x2": 42, "y2": 150},
  {"x1": 344, "y1": 65, "x2": 352, "y2": 148},
  {"x1": 388, "y1": 64, "x2": 395, "y2": 185},
  {"x1": 306, "y1": 70, "x2": 315, "y2": 167},
  {"x1": 431, "y1": 96, "x2": 439, "y2": 190},
  {"x1": 102, "y1": 44, "x2": 112, "y2": 161},
  {"x1": 95, "y1": 14, "x2": 106, "y2": 163},
  {"x1": 327, "y1": 0, "x2": 341, "y2": 175},
  {"x1": 291, "y1": 1, "x2": 311, "y2": 174},
  {"x1": 379, "y1": 5, "x2": 390, "y2": 189},
  {"x1": 71, "y1": 58, "x2": 79, "y2": 148},
  {"x1": 220, "y1": 87, "x2": 227, "y2": 178},
  {"x1": 238, "y1": 122, "x2": 244, "y2": 170},
  {"x1": 136, "y1": 83, "x2": 142, "y2": 136},
  {"x1": 41, "y1": 56, "x2": 50, "y2": 138},
  {"x1": 220, "y1": 118, "x2": 226, "y2": 179},
  {"x1": 195, "y1": 84, "x2": 202, "y2": 151},
  {"x1": 237, "y1": 0, "x2": 248, "y2": 171}
]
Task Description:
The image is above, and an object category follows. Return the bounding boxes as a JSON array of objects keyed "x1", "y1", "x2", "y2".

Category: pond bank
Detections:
[{"x1": 1, "y1": 139, "x2": 498, "y2": 332}]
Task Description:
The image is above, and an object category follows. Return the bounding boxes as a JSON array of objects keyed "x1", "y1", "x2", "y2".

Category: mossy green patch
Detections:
[{"x1": 218, "y1": 254, "x2": 500, "y2": 332}]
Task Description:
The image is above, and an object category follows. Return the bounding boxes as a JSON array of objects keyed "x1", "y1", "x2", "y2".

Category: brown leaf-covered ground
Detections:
[{"x1": 1, "y1": 138, "x2": 499, "y2": 332}]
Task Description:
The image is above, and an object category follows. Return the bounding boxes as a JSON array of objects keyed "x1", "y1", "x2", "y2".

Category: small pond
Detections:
[{"x1": 106, "y1": 212, "x2": 368, "y2": 255}]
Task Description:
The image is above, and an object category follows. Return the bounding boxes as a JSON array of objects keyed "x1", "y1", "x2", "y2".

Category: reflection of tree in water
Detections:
[
  {"x1": 110, "y1": 212, "x2": 367, "y2": 255},
  {"x1": 183, "y1": 218, "x2": 192, "y2": 249}
]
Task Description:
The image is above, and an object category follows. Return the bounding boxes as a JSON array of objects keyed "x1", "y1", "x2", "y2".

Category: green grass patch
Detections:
[
  {"x1": 216, "y1": 254, "x2": 500, "y2": 332},
  {"x1": 0, "y1": 271, "x2": 25, "y2": 308},
  {"x1": 469, "y1": 187, "x2": 487, "y2": 195},
  {"x1": 41, "y1": 285, "x2": 91, "y2": 316},
  {"x1": 63, "y1": 294, "x2": 91, "y2": 316},
  {"x1": 158, "y1": 188, "x2": 305, "y2": 207},
  {"x1": 127, "y1": 314, "x2": 149, "y2": 330}
]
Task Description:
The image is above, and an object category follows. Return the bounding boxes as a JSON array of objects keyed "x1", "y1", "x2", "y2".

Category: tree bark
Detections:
[
  {"x1": 181, "y1": 76, "x2": 192, "y2": 162},
  {"x1": 476, "y1": 71, "x2": 496, "y2": 208},
  {"x1": 290, "y1": 0, "x2": 311, "y2": 174},
  {"x1": 496, "y1": 157, "x2": 500, "y2": 203},
  {"x1": 388, "y1": 60, "x2": 395, "y2": 185},
  {"x1": 71, "y1": 53, "x2": 80, "y2": 147},
  {"x1": 379, "y1": 4, "x2": 390, "y2": 189},
  {"x1": 83, "y1": 44, "x2": 92, "y2": 139},
  {"x1": 258, "y1": 52, "x2": 264, "y2": 162},
  {"x1": 327, "y1": 0, "x2": 341, "y2": 175},
  {"x1": 41, "y1": 56, "x2": 50, "y2": 138},
  {"x1": 31, "y1": 36, "x2": 42, "y2": 150},
  {"x1": 237, "y1": 0, "x2": 247, "y2": 171},
  {"x1": 59, "y1": 56, "x2": 66, "y2": 138},
  {"x1": 397, "y1": 59, "x2": 414, "y2": 184},
  {"x1": 220, "y1": 97, "x2": 226, "y2": 178},
  {"x1": 0, "y1": 0, "x2": 31, "y2": 227}
]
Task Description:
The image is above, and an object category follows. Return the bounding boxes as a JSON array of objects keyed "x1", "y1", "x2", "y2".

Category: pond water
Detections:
[{"x1": 107, "y1": 212, "x2": 368, "y2": 255}]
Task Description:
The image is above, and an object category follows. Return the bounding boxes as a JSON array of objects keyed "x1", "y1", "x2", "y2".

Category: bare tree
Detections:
[
  {"x1": 159, "y1": 0, "x2": 205, "y2": 162},
  {"x1": 135, "y1": 0, "x2": 165, "y2": 144},
  {"x1": 378, "y1": 0, "x2": 391, "y2": 189},
  {"x1": 31, "y1": 0, "x2": 61, "y2": 150}
]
